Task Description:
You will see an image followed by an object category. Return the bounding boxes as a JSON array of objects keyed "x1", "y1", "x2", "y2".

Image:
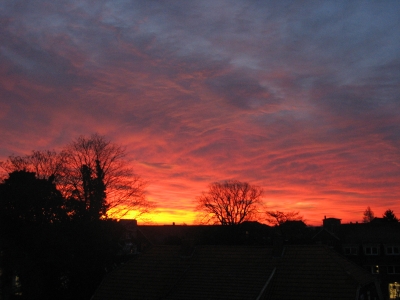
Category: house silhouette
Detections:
[{"x1": 92, "y1": 243, "x2": 381, "y2": 300}]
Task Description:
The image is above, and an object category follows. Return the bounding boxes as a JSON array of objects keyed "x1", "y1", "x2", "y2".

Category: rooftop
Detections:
[{"x1": 92, "y1": 244, "x2": 380, "y2": 300}]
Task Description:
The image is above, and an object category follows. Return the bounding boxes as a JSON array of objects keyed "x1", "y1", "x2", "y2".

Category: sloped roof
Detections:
[
  {"x1": 93, "y1": 245, "x2": 275, "y2": 300},
  {"x1": 312, "y1": 227, "x2": 340, "y2": 240},
  {"x1": 264, "y1": 245, "x2": 376, "y2": 300},
  {"x1": 92, "y1": 245, "x2": 379, "y2": 300},
  {"x1": 163, "y1": 246, "x2": 275, "y2": 300},
  {"x1": 93, "y1": 246, "x2": 188, "y2": 300}
]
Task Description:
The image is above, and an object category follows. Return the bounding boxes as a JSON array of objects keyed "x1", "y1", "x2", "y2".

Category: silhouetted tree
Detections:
[
  {"x1": 383, "y1": 209, "x2": 398, "y2": 223},
  {"x1": 265, "y1": 210, "x2": 304, "y2": 226},
  {"x1": 93, "y1": 160, "x2": 107, "y2": 218},
  {"x1": 363, "y1": 206, "x2": 375, "y2": 223},
  {"x1": 0, "y1": 170, "x2": 67, "y2": 225},
  {"x1": 0, "y1": 134, "x2": 153, "y2": 220},
  {"x1": 195, "y1": 180, "x2": 263, "y2": 225},
  {"x1": 0, "y1": 150, "x2": 68, "y2": 187},
  {"x1": 76, "y1": 160, "x2": 108, "y2": 220},
  {"x1": 0, "y1": 171, "x2": 128, "y2": 299},
  {"x1": 63, "y1": 134, "x2": 151, "y2": 219}
]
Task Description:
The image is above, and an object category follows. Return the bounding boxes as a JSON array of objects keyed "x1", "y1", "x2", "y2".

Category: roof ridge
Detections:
[
  {"x1": 255, "y1": 267, "x2": 276, "y2": 300},
  {"x1": 324, "y1": 245, "x2": 375, "y2": 286},
  {"x1": 159, "y1": 263, "x2": 193, "y2": 299}
]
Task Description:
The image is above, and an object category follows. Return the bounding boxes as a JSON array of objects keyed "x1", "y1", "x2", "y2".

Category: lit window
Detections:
[
  {"x1": 389, "y1": 282, "x2": 400, "y2": 299},
  {"x1": 13, "y1": 274, "x2": 22, "y2": 296}
]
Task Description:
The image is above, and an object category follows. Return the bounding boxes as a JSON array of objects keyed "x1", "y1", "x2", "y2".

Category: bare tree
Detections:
[
  {"x1": 63, "y1": 134, "x2": 152, "y2": 219},
  {"x1": 265, "y1": 210, "x2": 304, "y2": 226},
  {"x1": 363, "y1": 206, "x2": 375, "y2": 223},
  {"x1": 0, "y1": 150, "x2": 67, "y2": 182},
  {"x1": 195, "y1": 180, "x2": 263, "y2": 225},
  {"x1": 0, "y1": 134, "x2": 153, "y2": 220},
  {"x1": 0, "y1": 155, "x2": 30, "y2": 174}
]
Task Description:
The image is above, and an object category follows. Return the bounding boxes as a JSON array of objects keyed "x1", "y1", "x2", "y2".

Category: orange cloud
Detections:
[{"x1": 1, "y1": 1, "x2": 400, "y2": 226}]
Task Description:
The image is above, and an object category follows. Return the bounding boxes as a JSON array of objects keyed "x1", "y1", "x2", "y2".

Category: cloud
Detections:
[
  {"x1": 141, "y1": 162, "x2": 173, "y2": 170},
  {"x1": 1, "y1": 1, "x2": 400, "y2": 225}
]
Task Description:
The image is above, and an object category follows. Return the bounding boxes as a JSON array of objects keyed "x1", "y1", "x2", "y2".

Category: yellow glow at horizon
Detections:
[{"x1": 122, "y1": 209, "x2": 198, "y2": 225}]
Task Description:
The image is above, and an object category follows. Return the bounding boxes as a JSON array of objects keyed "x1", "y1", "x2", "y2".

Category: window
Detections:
[
  {"x1": 387, "y1": 266, "x2": 400, "y2": 274},
  {"x1": 386, "y1": 246, "x2": 400, "y2": 255},
  {"x1": 389, "y1": 282, "x2": 400, "y2": 299},
  {"x1": 343, "y1": 246, "x2": 358, "y2": 255},
  {"x1": 364, "y1": 245, "x2": 379, "y2": 255}
]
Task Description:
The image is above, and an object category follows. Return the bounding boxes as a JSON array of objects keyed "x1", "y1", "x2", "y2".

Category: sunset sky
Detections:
[{"x1": 1, "y1": 1, "x2": 400, "y2": 225}]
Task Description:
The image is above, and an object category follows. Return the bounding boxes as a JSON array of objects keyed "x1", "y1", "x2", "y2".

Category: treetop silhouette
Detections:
[
  {"x1": 0, "y1": 133, "x2": 153, "y2": 220},
  {"x1": 195, "y1": 180, "x2": 264, "y2": 225}
]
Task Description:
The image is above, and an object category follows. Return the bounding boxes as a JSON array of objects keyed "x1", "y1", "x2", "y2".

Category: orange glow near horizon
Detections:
[
  {"x1": 114, "y1": 177, "x2": 400, "y2": 227},
  {"x1": 1, "y1": 2, "x2": 400, "y2": 228}
]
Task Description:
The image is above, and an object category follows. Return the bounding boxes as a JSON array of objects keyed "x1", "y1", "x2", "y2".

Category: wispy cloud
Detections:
[{"x1": 1, "y1": 1, "x2": 400, "y2": 224}]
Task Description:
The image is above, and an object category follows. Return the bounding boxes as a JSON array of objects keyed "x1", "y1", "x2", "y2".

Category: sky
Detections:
[{"x1": 1, "y1": 1, "x2": 400, "y2": 226}]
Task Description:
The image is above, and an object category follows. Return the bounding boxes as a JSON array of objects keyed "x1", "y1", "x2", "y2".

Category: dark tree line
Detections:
[
  {"x1": 362, "y1": 206, "x2": 398, "y2": 223},
  {"x1": 0, "y1": 134, "x2": 152, "y2": 220},
  {"x1": 0, "y1": 134, "x2": 151, "y2": 300},
  {"x1": 0, "y1": 171, "x2": 66, "y2": 225},
  {"x1": 0, "y1": 169, "x2": 122, "y2": 299}
]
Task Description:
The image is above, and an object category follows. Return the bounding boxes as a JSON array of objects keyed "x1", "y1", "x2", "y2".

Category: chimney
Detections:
[{"x1": 322, "y1": 217, "x2": 341, "y2": 233}]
